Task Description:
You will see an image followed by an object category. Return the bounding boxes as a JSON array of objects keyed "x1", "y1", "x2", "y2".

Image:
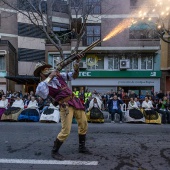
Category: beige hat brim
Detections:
[{"x1": 34, "y1": 64, "x2": 52, "y2": 77}]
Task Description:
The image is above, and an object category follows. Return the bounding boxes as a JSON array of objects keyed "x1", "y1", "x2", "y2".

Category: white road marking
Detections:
[{"x1": 0, "y1": 159, "x2": 98, "y2": 166}]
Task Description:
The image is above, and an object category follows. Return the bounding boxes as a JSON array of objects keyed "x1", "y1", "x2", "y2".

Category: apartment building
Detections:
[
  {"x1": 46, "y1": 0, "x2": 161, "y2": 95},
  {"x1": 0, "y1": 0, "x2": 165, "y2": 95}
]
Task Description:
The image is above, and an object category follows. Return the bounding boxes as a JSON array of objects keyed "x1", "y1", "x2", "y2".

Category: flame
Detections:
[{"x1": 103, "y1": 19, "x2": 132, "y2": 41}]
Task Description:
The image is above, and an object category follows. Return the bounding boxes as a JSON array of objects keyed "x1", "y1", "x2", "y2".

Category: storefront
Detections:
[{"x1": 72, "y1": 70, "x2": 161, "y2": 95}]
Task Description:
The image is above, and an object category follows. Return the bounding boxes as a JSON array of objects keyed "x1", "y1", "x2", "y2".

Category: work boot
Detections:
[
  {"x1": 79, "y1": 134, "x2": 92, "y2": 154},
  {"x1": 51, "y1": 138, "x2": 64, "y2": 160}
]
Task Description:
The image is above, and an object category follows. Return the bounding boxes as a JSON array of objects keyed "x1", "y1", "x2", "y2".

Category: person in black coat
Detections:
[{"x1": 107, "y1": 95, "x2": 124, "y2": 123}]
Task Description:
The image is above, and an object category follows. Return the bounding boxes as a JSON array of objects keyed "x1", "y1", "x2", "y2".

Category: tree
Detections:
[
  {"x1": 0, "y1": 0, "x2": 103, "y2": 60},
  {"x1": 129, "y1": 0, "x2": 170, "y2": 43}
]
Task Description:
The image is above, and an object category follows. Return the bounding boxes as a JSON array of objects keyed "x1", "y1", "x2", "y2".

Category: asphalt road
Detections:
[{"x1": 0, "y1": 122, "x2": 170, "y2": 170}]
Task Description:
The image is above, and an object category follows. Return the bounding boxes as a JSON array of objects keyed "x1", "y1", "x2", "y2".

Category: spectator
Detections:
[
  {"x1": 0, "y1": 95, "x2": 8, "y2": 119},
  {"x1": 129, "y1": 91, "x2": 137, "y2": 98},
  {"x1": 157, "y1": 90, "x2": 164, "y2": 100},
  {"x1": 23, "y1": 96, "x2": 31, "y2": 108},
  {"x1": 157, "y1": 97, "x2": 170, "y2": 124},
  {"x1": 37, "y1": 97, "x2": 45, "y2": 113},
  {"x1": 134, "y1": 97, "x2": 141, "y2": 108},
  {"x1": 107, "y1": 95, "x2": 124, "y2": 123},
  {"x1": 117, "y1": 91, "x2": 122, "y2": 99},
  {"x1": 142, "y1": 96, "x2": 157, "y2": 121},
  {"x1": 128, "y1": 97, "x2": 138, "y2": 110},
  {"x1": 27, "y1": 96, "x2": 38, "y2": 109}
]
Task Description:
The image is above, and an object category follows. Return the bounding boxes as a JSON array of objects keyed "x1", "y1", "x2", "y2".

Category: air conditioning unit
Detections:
[
  {"x1": 79, "y1": 62, "x2": 87, "y2": 69},
  {"x1": 120, "y1": 59, "x2": 130, "y2": 69}
]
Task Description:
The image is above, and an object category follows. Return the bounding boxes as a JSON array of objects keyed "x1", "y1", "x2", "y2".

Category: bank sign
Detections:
[{"x1": 79, "y1": 71, "x2": 161, "y2": 78}]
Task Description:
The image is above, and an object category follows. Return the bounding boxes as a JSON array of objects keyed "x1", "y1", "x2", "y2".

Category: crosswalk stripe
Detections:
[{"x1": 0, "y1": 159, "x2": 98, "y2": 165}]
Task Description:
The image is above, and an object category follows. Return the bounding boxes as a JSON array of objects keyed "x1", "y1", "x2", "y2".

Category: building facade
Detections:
[
  {"x1": 0, "y1": 0, "x2": 165, "y2": 95},
  {"x1": 46, "y1": 0, "x2": 161, "y2": 95}
]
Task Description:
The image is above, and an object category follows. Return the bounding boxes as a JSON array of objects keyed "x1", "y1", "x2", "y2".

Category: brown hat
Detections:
[{"x1": 34, "y1": 62, "x2": 52, "y2": 77}]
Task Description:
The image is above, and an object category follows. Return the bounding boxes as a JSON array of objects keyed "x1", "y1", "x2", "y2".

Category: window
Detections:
[
  {"x1": 18, "y1": 0, "x2": 47, "y2": 13},
  {"x1": 126, "y1": 54, "x2": 139, "y2": 69},
  {"x1": 52, "y1": 23, "x2": 70, "y2": 44},
  {"x1": 52, "y1": 54, "x2": 70, "y2": 70},
  {"x1": 130, "y1": 0, "x2": 151, "y2": 7},
  {"x1": 18, "y1": 23, "x2": 46, "y2": 38},
  {"x1": 86, "y1": 0, "x2": 101, "y2": 14},
  {"x1": 130, "y1": 0, "x2": 137, "y2": 6},
  {"x1": 141, "y1": 55, "x2": 153, "y2": 70},
  {"x1": 86, "y1": 54, "x2": 104, "y2": 70},
  {"x1": 18, "y1": 48, "x2": 45, "y2": 61},
  {"x1": 108, "y1": 55, "x2": 119, "y2": 70},
  {"x1": 52, "y1": 0, "x2": 68, "y2": 13},
  {"x1": 0, "y1": 55, "x2": 5, "y2": 70},
  {"x1": 129, "y1": 22, "x2": 159, "y2": 40},
  {"x1": 107, "y1": 53, "x2": 153, "y2": 70},
  {"x1": 71, "y1": 0, "x2": 83, "y2": 8},
  {"x1": 84, "y1": 25, "x2": 101, "y2": 46}
]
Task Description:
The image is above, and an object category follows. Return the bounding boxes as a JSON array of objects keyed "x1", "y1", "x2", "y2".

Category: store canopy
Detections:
[{"x1": 5, "y1": 75, "x2": 40, "y2": 84}]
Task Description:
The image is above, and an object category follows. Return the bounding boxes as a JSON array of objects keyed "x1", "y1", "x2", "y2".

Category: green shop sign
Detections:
[{"x1": 78, "y1": 71, "x2": 161, "y2": 78}]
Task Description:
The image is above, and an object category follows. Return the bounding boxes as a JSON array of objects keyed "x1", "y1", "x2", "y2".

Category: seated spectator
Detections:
[
  {"x1": 142, "y1": 96, "x2": 161, "y2": 124},
  {"x1": 134, "y1": 97, "x2": 141, "y2": 108},
  {"x1": 0, "y1": 95, "x2": 8, "y2": 119},
  {"x1": 87, "y1": 97, "x2": 103, "y2": 111},
  {"x1": 23, "y1": 96, "x2": 31, "y2": 108},
  {"x1": 1, "y1": 96, "x2": 24, "y2": 121},
  {"x1": 27, "y1": 96, "x2": 38, "y2": 109},
  {"x1": 142, "y1": 97, "x2": 154, "y2": 113},
  {"x1": 128, "y1": 97, "x2": 139, "y2": 110},
  {"x1": 157, "y1": 90, "x2": 164, "y2": 100},
  {"x1": 129, "y1": 91, "x2": 137, "y2": 99},
  {"x1": 18, "y1": 96, "x2": 39, "y2": 122},
  {"x1": 108, "y1": 95, "x2": 123, "y2": 123},
  {"x1": 12, "y1": 96, "x2": 24, "y2": 109},
  {"x1": 86, "y1": 97, "x2": 104, "y2": 123},
  {"x1": 125, "y1": 97, "x2": 145, "y2": 123},
  {"x1": 157, "y1": 97, "x2": 170, "y2": 124}
]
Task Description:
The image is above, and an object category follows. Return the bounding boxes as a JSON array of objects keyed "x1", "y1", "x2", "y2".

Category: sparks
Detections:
[{"x1": 103, "y1": 19, "x2": 132, "y2": 41}]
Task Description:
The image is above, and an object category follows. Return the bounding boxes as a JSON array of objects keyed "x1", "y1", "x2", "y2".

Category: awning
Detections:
[
  {"x1": 130, "y1": 22, "x2": 156, "y2": 30},
  {"x1": 5, "y1": 75, "x2": 40, "y2": 84}
]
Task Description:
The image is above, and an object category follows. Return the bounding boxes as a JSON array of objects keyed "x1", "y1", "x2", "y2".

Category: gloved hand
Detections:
[{"x1": 73, "y1": 62, "x2": 79, "y2": 70}]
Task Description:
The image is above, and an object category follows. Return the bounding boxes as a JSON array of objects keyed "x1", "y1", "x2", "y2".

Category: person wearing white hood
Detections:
[
  {"x1": 27, "y1": 96, "x2": 38, "y2": 109},
  {"x1": 12, "y1": 96, "x2": 24, "y2": 109},
  {"x1": 0, "y1": 95, "x2": 8, "y2": 119},
  {"x1": 86, "y1": 97, "x2": 104, "y2": 122},
  {"x1": 1, "y1": 96, "x2": 24, "y2": 121},
  {"x1": 87, "y1": 97, "x2": 103, "y2": 111}
]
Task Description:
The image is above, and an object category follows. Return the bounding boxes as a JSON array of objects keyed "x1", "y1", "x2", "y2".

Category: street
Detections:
[{"x1": 0, "y1": 122, "x2": 170, "y2": 170}]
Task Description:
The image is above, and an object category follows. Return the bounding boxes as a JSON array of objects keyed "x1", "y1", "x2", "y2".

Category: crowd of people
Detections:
[{"x1": 0, "y1": 88, "x2": 170, "y2": 124}]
